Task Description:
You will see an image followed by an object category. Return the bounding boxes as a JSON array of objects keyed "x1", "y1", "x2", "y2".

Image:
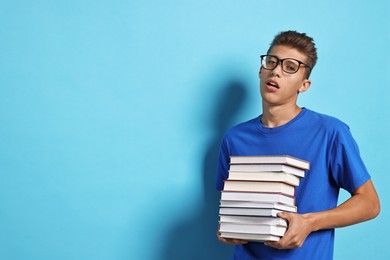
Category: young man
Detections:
[{"x1": 215, "y1": 31, "x2": 380, "y2": 259}]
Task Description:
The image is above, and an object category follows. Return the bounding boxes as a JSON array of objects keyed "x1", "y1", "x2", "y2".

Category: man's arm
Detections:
[{"x1": 265, "y1": 179, "x2": 380, "y2": 249}]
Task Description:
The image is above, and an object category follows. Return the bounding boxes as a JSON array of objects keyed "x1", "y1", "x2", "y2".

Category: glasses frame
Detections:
[{"x1": 260, "y1": 54, "x2": 312, "y2": 74}]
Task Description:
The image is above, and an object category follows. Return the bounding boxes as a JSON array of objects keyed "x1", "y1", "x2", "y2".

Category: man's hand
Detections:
[
  {"x1": 264, "y1": 212, "x2": 314, "y2": 249},
  {"x1": 217, "y1": 227, "x2": 248, "y2": 245}
]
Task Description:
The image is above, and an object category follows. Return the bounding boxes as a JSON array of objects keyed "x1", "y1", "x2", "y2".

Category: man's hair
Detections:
[{"x1": 268, "y1": 30, "x2": 317, "y2": 78}]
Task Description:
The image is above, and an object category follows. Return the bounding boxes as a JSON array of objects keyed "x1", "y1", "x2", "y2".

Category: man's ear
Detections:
[
  {"x1": 258, "y1": 67, "x2": 262, "y2": 78},
  {"x1": 298, "y1": 79, "x2": 311, "y2": 93}
]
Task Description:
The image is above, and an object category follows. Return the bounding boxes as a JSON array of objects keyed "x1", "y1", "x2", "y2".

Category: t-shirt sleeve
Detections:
[
  {"x1": 215, "y1": 137, "x2": 230, "y2": 191},
  {"x1": 328, "y1": 124, "x2": 371, "y2": 193}
]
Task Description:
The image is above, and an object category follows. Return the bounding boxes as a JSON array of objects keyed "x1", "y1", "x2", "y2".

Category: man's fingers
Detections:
[
  {"x1": 218, "y1": 235, "x2": 248, "y2": 245},
  {"x1": 226, "y1": 238, "x2": 248, "y2": 245},
  {"x1": 220, "y1": 237, "x2": 248, "y2": 245},
  {"x1": 277, "y1": 211, "x2": 293, "y2": 221}
]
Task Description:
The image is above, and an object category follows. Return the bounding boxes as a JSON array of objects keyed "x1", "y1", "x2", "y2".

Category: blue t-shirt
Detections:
[{"x1": 216, "y1": 108, "x2": 371, "y2": 260}]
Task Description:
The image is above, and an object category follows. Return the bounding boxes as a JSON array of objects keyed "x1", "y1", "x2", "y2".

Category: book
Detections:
[
  {"x1": 220, "y1": 232, "x2": 280, "y2": 242},
  {"x1": 228, "y1": 171, "x2": 300, "y2": 186},
  {"x1": 219, "y1": 207, "x2": 283, "y2": 217},
  {"x1": 218, "y1": 155, "x2": 309, "y2": 243},
  {"x1": 229, "y1": 164, "x2": 306, "y2": 178},
  {"x1": 230, "y1": 155, "x2": 310, "y2": 170},
  {"x1": 219, "y1": 222, "x2": 287, "y2": 236},
  {"x1": 220, "y1": 200, "x2": 297, "y2": 212},
  {"x1": 220, "y1": 191, "x2": 295, "y2": 206},
  {"x1": 219, "y1": 215, "x2": 288, "y2": 227},
  {"x1": 223, "y1": 180, "x2": 295, "y2": 196}
]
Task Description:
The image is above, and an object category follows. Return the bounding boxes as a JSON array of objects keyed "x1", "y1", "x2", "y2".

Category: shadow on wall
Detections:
[{"x1": 160, "y1": 79, "x2": 248, "y2": 259}]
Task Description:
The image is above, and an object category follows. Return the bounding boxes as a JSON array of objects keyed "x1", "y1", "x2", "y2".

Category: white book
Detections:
[
  {"x1": 220, "y1": 222, "x2": 287, "y2": 236},
  {"x1": 220, "y1": 191, "x2": 295, "y2": 206},
  {"x1": 230, "y1": 155, "x2": 310, "y2": 170},
  {"x1": 223, "y1": 180, "x2": 295, "y2": 196},
  {"x1": 228, "y1": 171, "x2": 300, "y2": 186},
  {"x1": 220, "y1": 232, "x2": 280, "y2": 242},
  {"x1": 219, "y1": 215, "x2": 288, "y2": 227},
  {"x1": 220, "y1": 200, "x2": 297, "y2": 212},
  {"x1": 229, "y1": 164, "x2": 306, "y2": 178},
  {"x1": 219, "y1": 207, "x2": 282, "y2": 217}
]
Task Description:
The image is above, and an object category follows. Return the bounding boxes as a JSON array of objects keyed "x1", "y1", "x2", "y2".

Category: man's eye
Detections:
[{"x1": 284, "y1": 61, "x2": 298, "y2": 71}]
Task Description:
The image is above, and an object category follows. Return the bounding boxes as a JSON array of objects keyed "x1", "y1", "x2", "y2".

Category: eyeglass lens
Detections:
[{"x1": 262, "y1": 56, "x2": 300, "y2": 74}]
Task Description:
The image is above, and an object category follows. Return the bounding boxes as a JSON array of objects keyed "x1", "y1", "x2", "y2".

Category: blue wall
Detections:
[{"x1": 0, "y1": 1, "x2": 389, "y2": 259}]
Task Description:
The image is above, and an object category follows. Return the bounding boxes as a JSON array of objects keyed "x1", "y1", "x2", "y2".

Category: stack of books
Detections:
[{"x1": 218, "y1": 155, "x2": 310, "y2": 242}]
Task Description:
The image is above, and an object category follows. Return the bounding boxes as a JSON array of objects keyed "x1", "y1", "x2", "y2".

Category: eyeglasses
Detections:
[{"x1": 260, "y1": 55, "x2": 312, "y2": 74}]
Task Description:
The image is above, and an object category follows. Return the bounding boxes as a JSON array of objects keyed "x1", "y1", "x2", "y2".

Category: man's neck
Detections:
[{"x1": 261, "y1": 104, "x2": 302, "y2": 128}]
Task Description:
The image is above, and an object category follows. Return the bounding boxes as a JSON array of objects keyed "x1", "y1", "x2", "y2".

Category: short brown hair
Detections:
[{"x1": 268, "y1": 30, "x2": 317, "y2": 78}]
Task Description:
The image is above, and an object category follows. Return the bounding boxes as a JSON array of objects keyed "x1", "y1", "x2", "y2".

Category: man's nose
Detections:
[{"x1": 271, "y1": 61, "x2": 283, "y2": 75}]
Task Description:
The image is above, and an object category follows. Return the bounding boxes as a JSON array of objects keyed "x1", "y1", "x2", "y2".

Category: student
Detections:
[{"x1": 215, "y1": 30, "x2": 380, "y2": 259}]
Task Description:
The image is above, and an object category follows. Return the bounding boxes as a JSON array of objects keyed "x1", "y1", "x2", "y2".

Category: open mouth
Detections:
[{"x1": 266, "y1": 80, "x2": 279, "y2": 89}]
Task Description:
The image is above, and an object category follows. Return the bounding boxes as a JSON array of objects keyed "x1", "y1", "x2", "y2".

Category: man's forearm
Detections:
[
  {"x1": 306, "y1": 180, "x2": 380, "y2": 232},
  {"x1": 264, "y1": 180, "x2": 380, "y2": 249}
]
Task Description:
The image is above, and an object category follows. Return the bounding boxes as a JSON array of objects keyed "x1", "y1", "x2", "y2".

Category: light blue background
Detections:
[{"x1": 0, "y1": 1, "x2": 389, "y2": 259}]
